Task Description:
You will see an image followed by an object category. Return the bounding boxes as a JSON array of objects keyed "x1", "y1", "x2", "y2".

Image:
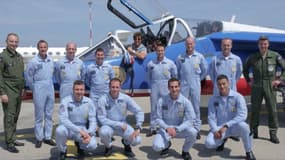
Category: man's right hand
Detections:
[
  {"x1": 0, "y1": 94, "x2": 8, "y2": 103},
  {"x1": 166, "y1": 127, "x2": 176, "y2": 137}
]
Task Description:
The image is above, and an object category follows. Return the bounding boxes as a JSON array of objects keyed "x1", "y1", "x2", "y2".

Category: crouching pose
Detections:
[
  {"x1": 152, "y1": 78, "x2": 197, "y2": 160},
  {"x1": 205, "y1": 74, "x2": 256, "y2": 160},
  {"x1": 97, "y1": 78, "x2": 144, "y2": 158},
  {"x1": 56, "y1": 80, "x2": 97, "y2": 160}
]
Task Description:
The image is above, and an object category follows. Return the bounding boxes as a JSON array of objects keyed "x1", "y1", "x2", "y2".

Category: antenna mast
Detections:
[{"x1": 88, "y1": 0, "x2": 93, "y2": 47}]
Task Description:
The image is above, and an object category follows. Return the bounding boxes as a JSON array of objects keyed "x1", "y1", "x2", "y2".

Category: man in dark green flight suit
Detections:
[
  {"x1": 0, "y1": 33, "x2": 25, "y2": 153},
  {"x1": 243, "y1": 36, "x2": 285, "y2": 144}
]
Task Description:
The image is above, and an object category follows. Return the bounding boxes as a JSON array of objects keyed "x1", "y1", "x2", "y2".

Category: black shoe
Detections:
[
  {"x1": 104, "y1": 147, "x2": 112, "y2": 157},
  {"x1": 7, "y1": 146, "x2": 19, "y2": 153},
  {"x1": 44, "y1": 139, "x2": 56, "y2": 146},
  {"x1": 111, "y1": 137, "x2": 116, "y2": 141},
  {"x1": 229, "y1": 136, "x2": 240, "y2": 142},
  {"x1": 246, "y1": 151, "x2": 256, "y2": 160},
  {"x1": 121, "y1": 139, "x2": 135, "y2": 157},
  {"x1": 182, "y1": 151, "x2": 192, "y2": 160},
  {"x1": 14, "y1": 140, "x2": 25, "y2": 146},
  {"x1": 196, "y1": 132, "x2": 201, "y2": 140},
  {"x1": 74, "y1": 141, "x2": 85, "y2": 158},
  {"x1": 216, "y1": 138, "x2": 227, "y2": 152},
  {"x1": 251, "y1": 128, "x2": 258, "y2": 139},
  {"x1": 160, "y1": 141, "x2": 172, "y2": 156},
  {"x1": 59, "y1": 152, "x2": 66, "y2": 160},
  {"x1": 270, "y1": 133, "x2": 280, "y2": 144},
  {"x1": 35, "y1": 140, "x2": 42, "y2": 148},
  {"x1": 146, "y1": 129, "x2": 157, "y2": 137}
]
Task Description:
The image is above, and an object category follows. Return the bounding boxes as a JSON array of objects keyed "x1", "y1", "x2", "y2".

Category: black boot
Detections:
[
  {"x1": 59, "y1": 151, "x2": 66, "y2": 160},
  {"x1": 75, "y1": 141, "x2": 85, "y2": 159},
  {"x1": 251, "y1": 128, "x2": 258, "y2": 139},
  {"x1": 246, "y1": 151, "x2": 256, "y2": 160},
  {"x1": 160, "y1": 141, "x2": 172, "y2": 156},
  {"x1": 269, "y1": 130, "x2": 280, "y2": 144},
  {"x1": 216, "y1": 138, "x2": 227, "y2": 152},
  {"x1": 121, "y1": 139, "x2": 135, "y2": 157},
  {"x1": 182, "y1": 151, "x2": 192, "y2": 160}
]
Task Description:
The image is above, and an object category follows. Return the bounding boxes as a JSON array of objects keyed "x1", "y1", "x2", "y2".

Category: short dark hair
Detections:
[
  {"x1": 258, "y1": 35, "x2": 269, "y2": 42},
  {"x1": 217, "y1": 74, "x2": 229, "y2": 82},
  {"x1": 168, "y1": 77, "x2": 180, "y2": 87},
  {"x1": 133, "y1": 32, "x2": 142, "y2": 39},
  {"x1": 37, "y1": 39, "x2": 48, "y2": 48},
  {"x1": 73, "y1": 80, "x2": 85, "y2": 88},
  {"x1": 109, "y1": 77, "x2": 121, "y2": 87},
  {"x1": 95, "y1": 48, "x2": 104, "y2": 55}
]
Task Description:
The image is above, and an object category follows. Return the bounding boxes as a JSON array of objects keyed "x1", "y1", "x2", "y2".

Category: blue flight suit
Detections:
[
  {"x1": 97, "y1": 93, "x2": 144, "y2": 148},
  {"x1": 25, "y1": 54, "x2": 55, "y2": 141},
  {"x1": 55, "y1": 57, "x2": 85, "y2": 101},
  {"x1": 205, "y1": 89, "x2": 253, "y2": 152},
  {"x1": 208, "y1": 52, "x2": 243, "y2": 95},
  {"x1": 146, "y1": 57, "x2": 177, "y2": 130},
  {"x1": 153, "y1": 94, "x2": 197, "y2": 152},
  {"x1": 176, "y1": 51, "x2": 208, "y2": 130},
  {"x1": 85, "y1": 62, "x2": 115, "y2": 104},
  {"x1": 56, "y1": 95, "x2": 97, "y2": 152}
]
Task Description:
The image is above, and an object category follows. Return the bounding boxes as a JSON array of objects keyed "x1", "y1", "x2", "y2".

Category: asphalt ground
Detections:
[{"x1": 0, "y1": 95, "x2": 285, "y2": 160}]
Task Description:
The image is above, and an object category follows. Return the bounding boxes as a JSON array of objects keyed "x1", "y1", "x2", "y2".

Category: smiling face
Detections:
[
  {"x1": 73, "y1": 83, "x2": 85, "y2": 102},
  {"x1": 217, "y1": 77, "x2": 230, "y2": 96},
  {"x1": 258, "y1": 39, "x2": 270, "y2": 55},
  {"x1": 168, "y1": 80, "x2": 180, "y2": 100},
  {"x1": 37, "y1": 41, "x2": 48, "y2": 58},
  {"x1": 156, "y1": 45, "x2": 165, "y2": 61},
  {"x1": 109, "y1": 79, "x2": 121, "y2": 99},
  {"x1": 6, "y1": 34, "x2": 19, "y2": 52},
  {"x1": 221, "y1": 38, "x2": 232, "y2": 57},
  {"x1": 95, "y1": 50, "x2": 104, "y2": 65},
  {"x1": 185, "y1": 37, "x2": 195, "y2": 55},
  {"x1": 66, "y1": 42, "x2": 77, "y2": 61}
]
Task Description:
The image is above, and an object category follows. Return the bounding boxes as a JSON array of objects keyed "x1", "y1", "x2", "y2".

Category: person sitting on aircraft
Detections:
[
  {"x1": 152, "y1": 78, "x2": 197, "y2": 160},
  {"x1": 25, "y1": 40, "x2": 56, "y2": 148},
  {"x1": 55, "y1": 80, "x2": 98, "y2": 160},
  {"x1": 205, "y1": 74, "x2": 256, "y2": 160},
  {"x1": 55, "y1": 42, "x2": 85, "y2": 101},
  {"x1": 127, "y1": 32, "x2": 147, "y2": 60},
  {"x1": 97, "y1": 78, "x2": 144, "y2": 158},
  {"x1": 146, "y1": 43, "x2": 178, "y2": 137}
]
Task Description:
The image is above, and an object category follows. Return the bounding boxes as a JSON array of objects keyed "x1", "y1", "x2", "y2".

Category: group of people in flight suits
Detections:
[{"x1": 2, "y1": 32, "x2": 284, "y2": 160}]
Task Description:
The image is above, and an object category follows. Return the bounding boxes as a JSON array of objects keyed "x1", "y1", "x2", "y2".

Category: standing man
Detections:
[
  {"x1": 243, "y1": 36, "x2": 285, "y2": 144},
  {"x1": 152, "y1": 78, "x2": 197, "y2": 160},
  {"x1": 0, "y1": 33, "x2": 25, "y2": 153},
  {"x1": 26, "y1": 40, "x2": 56, "y2": 148},
  {"x1": 208, "y1": 38, "x2": 243, "y2": 95},
  {"x1": 55, "y1": 42, "x2": 85, "y2": 101},
  {"x1": 205, "y1": 74, "x2": 255, "y2": 160},
  {"x1": 85, "y1": 48, "x2": 115, "y2": 106},
  {"x1": 97, "y1": 78, "x2": 144, "y2": 158},
  {"x1": 127, "y1": 32, "x2": 147, "y2": 60},
  {"x1": 176, "y1": 37, "x2": 208, "y2": 139},
  {"x1": 56, "y1": 80, "x2": 97, "y2": 160},
  {"x1": 146, "y1": 43, "x2": 177, "y2": 136}
]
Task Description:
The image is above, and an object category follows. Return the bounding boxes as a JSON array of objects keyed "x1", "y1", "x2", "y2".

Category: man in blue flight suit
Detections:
[
  {"x1": 97, "y1": 78, "x2": 144, "y2": 158},
  {"x1": 85, "y1": 48, "x2": 115, "y2": 106},
  {"x1": 205, "y1": 74, "x2": 256, "y2": 160},
  {"x1": 55, "y1": 80, "x2": 97, "y2": 160},
  {"x1": 153, "y1": 78, "x2": 197, "y2": 160},
  {"x1": 25, "y1": 40, "x2": 56, "y2": 148},
  {"x1": 55, "y1": 42, "x2": 85, "y2": 101},
  {"x1": 176, "y1": 37, "x2": 208, "y2": 139},
  {"x1": 146, "y1": 43, "x2": 177, "y2": 137},
  {"x1": 208, "y1": 38, "x2": 243, "y2": 95}
]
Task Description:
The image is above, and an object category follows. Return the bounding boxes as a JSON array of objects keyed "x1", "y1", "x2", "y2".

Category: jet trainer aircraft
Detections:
[{"x1": 77, "y1": 0, "x2": 285, "y2": 97}]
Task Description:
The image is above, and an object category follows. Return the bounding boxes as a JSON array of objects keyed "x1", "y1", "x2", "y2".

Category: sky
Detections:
[{"x1": 0, "y1": 0, "x2": 284, "y2": 47}]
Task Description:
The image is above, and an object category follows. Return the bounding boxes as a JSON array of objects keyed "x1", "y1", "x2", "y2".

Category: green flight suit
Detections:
[
  {"x1": 0, "y1": 48, "x2": 25, "y2": 147},
  {"x1": 243, "y1": 50, "x2": 285, "y2": 132}
]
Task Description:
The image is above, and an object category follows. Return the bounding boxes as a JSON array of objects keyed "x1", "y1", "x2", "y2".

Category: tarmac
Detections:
[{"x1": 0, "y1": 95, "x2": 285, "y2": 160}]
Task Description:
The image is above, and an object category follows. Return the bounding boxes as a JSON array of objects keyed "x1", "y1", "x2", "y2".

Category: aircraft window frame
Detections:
[
  {"x1": 156, "y1": 19, "x2": 174, "y2": 46},
  {"x1": 171, "y1": 19, "x2": 190, "y2": 44}
]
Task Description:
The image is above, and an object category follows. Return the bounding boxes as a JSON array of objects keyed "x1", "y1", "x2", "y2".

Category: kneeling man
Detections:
[
  {"x1": 152, "y1": 78, "x2": 197, "y2": 160},
  {"x1": 205, "y1": 74, "x2": 255, "y2": 160},
  {"x1": 56, "y1": 80, "x2": 97, "y2": 159}
]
